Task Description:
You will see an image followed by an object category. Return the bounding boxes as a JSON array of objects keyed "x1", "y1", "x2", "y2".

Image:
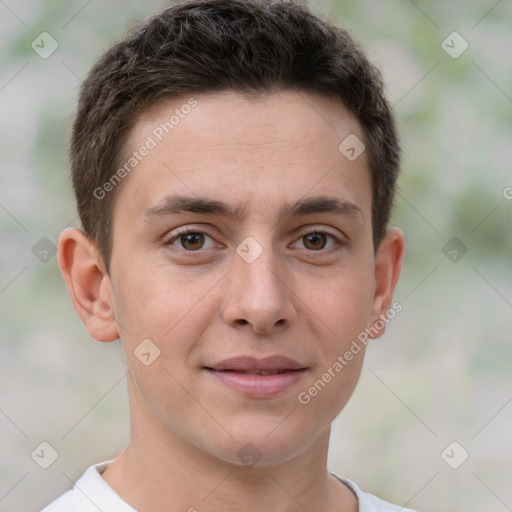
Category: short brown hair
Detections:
[{"x1": 70, "y1": 0, "x2": 400, "y2": 273}]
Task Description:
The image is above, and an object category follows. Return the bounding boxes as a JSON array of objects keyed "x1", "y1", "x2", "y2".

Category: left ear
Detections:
[{"x1": 369, "y1": 227, "x2": 405, "y2": 338}]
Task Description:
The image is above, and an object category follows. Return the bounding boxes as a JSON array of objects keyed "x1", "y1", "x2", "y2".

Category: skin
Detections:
[{"x1": 58, "y1": 90, "x2": 404, "y2": 512}]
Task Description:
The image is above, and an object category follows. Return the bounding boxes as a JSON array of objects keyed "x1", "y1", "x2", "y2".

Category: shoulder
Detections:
[
  {"x1": 39, "y1": 460, "x2": 136, "y2": 512},
  {"x1": 333, "y1": 474, "x2": 417, "y2": 512}
]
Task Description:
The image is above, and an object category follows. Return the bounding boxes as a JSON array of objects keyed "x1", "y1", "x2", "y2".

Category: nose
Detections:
[{"x1": 221, "y1": 240, "x2": 297, "y2": 335}]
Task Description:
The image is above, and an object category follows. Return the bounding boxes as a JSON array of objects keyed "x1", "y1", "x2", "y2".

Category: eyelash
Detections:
[{"x1": 163, "y1": 226, "x2": 345, "y2": 256}]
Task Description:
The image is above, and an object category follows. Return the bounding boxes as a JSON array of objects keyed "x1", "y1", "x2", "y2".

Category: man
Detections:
[{"x1": 44, "y1": 1, "x2": 412, "y2": 510}]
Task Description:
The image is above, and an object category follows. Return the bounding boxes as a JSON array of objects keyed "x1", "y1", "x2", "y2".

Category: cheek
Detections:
[
  {"x1": 303, "y1": 262, "x2": 373, "y2": 414},
  {"x1": 112, "y1": 266, "x2": 217, "y2": 354},
  {"x1": 309, "y1": 265, "x2": 375, "y2": 345}
]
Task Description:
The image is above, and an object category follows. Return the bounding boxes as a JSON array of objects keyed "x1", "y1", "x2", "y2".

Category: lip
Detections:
[
  {"x1": 207, "y1": 355, "x2": 305, "y2": 373},
  {"x1": 204, "y1": 355, "x2": 307, "y2": 398}
]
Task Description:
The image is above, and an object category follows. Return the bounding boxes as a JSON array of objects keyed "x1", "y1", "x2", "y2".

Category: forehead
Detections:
[
  {"x1": 114, "y1": 90, "x2": 371, "y2": 223},
  {"x1": 136, "y1": 89, "x2": 363, "y2": 152}
]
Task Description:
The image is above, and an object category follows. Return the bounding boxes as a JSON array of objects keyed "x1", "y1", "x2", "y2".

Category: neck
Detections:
[{"x1": 102, "y1": 376, "x2": 358, "y2": 512}]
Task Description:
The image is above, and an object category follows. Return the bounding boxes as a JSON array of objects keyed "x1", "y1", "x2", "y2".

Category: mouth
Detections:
[
  {"x1": 206, "y1": 368, "x2": 300, "y2": 375},
  {"x1": 204, "y1": 355, "x2": 307, "y2": 397}
]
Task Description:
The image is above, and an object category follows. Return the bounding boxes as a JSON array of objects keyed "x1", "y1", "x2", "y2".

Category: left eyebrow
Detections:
[
  {"x1": 140, "y1": 194, "x2": 364, "y2": 223},
  {"x1": 279, "y1": 195, "x2": 364, "y2": 221}
]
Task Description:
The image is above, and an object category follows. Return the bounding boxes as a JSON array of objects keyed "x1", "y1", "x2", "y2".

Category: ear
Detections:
[
  {"x1": 369, "y1": 227, "x2": 405, "y2": 339},
  {"x1": 57, "y1": 227, "x2": 119, "y2": 342}
]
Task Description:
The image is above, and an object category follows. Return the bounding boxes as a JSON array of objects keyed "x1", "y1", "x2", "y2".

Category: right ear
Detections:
[{"x1": 57, "y1": 227, "x2": 119, "y2": 342}]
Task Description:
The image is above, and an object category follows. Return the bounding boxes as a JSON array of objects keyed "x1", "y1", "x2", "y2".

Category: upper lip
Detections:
[{"x1": 205, "y1": 355, "x2": 306, "y2": 373}]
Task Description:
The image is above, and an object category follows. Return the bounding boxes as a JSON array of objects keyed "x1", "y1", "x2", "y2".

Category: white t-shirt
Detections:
[{"x1": 41, "y1": 461, "x2": 417, "y2": 512}]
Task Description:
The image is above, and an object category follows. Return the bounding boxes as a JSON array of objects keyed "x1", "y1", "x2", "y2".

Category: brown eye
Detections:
[
  {"x1": 292, "y1": 230, "x2": 342, "y2": 253},
  {"x1": 302, "y1": 232, "x2": 328, "y2": 250},
  {"x1": 180, "y1": 232, "x2": 205, "y2": 250},
  {"x1": 165, "y1": 229, "x2": 216, "y2": 252}
]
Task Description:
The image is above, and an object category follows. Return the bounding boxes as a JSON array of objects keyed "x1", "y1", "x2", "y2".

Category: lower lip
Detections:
[{"x1": 205, "y1": 369, "x2": 306, "y2": 397}]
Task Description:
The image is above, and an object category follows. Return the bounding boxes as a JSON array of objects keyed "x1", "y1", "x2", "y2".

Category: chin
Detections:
[{"x1": 204, "y1": 418, "x2": 322, "y2": 469}]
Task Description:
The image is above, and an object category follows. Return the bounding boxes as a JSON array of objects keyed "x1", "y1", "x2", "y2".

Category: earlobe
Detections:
[
  {"x1": 57, "y1": 227, "x2": 119, "y2": 342},
  {"x1": 369, "y1": 227, "x2": 405, "y2": 339}
]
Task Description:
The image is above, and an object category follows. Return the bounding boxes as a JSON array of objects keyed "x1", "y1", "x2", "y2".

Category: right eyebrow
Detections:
[{"x1": 141, "y1": 194, "x2": 247, "y2": 220}]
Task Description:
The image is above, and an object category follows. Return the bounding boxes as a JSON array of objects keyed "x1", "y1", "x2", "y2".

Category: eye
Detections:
[
  {"x1": 292, "y1": 230, "x2": 341, "y2": 252},
  {"x1": 163, "y1": 227, "x2": 344, "y2": 255},
  {"x1": 164, "y1": 228, "x2": 217, "y2": 251}
]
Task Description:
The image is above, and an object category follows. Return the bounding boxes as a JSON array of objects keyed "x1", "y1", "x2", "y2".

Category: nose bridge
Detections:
[
  {"x1": 235, "y1": 234, "x2": 284, "y2": 301},
  {"x1": 223, "y1": 233, "x2": 295, "y2": 332},
  {"x1": 244, "y1": 245, "x2": 280, "y2": 290}
]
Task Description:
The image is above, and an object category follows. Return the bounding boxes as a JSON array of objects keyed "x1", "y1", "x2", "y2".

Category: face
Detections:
[{"x1": 104, "y1": 90, "x2": 387, "y2": 466}]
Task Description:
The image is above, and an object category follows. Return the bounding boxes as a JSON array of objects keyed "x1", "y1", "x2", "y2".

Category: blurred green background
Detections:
[{"x1": 0, "y1": 0, "x2": 510, "y2": 510}]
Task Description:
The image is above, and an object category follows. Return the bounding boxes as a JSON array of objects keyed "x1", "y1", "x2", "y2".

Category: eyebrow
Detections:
[{"x1": 141, "y1": 194, "x2": 364, "y2": 222}]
